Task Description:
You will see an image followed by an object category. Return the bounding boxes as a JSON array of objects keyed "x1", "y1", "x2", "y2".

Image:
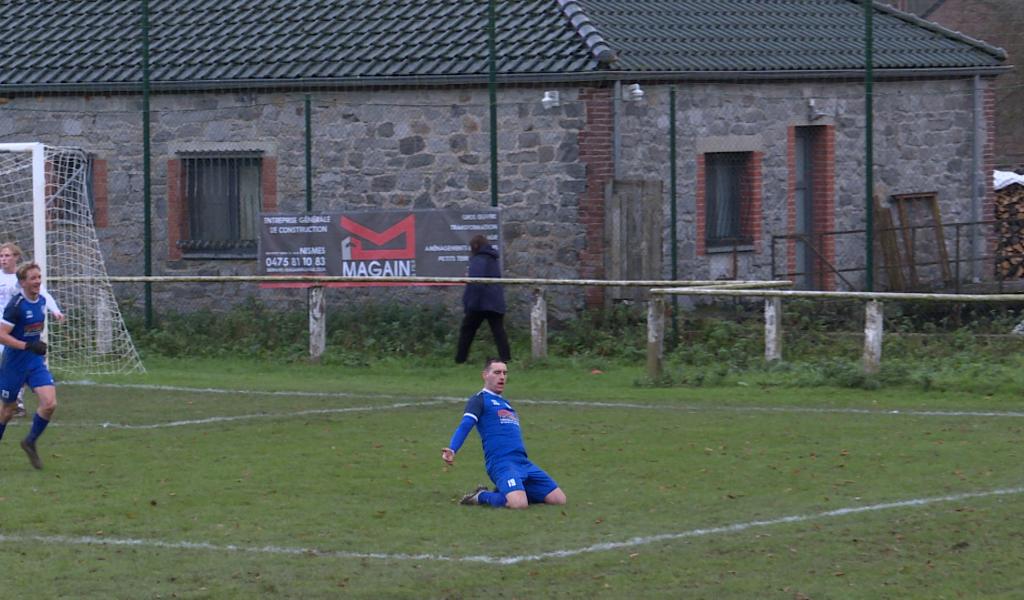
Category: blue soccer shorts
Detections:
[
  {"x1": 490, "y1": 460, "x2": 559, "y2": 504},
  {"x1": 0, "y1": 364, "x2": 54, "y2": 404}
]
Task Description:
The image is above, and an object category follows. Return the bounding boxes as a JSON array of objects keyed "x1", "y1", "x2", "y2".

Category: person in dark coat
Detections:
[{"x1": 455, "y1": 235, "x2": 510, "y2": 364}]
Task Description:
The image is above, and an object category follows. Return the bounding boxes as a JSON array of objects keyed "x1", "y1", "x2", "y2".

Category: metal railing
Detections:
[
  {"x1": 53, "y1": 275, "x2": 791, "y2": 362},
  {"x1": 771, "y1": 218, "x2": 1024, "y2": 293},
  {"x1": 646, "y1": 285, "x2": 1024, "y2": 378}
]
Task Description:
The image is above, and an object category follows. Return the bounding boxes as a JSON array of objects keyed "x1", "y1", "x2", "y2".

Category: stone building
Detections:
[
  {"x1": 0, "y1": 0, "x2": 1009, "y2": 314},
  {"x1": 884, "y1": 0, "x2": 1023, "y2": 170}
]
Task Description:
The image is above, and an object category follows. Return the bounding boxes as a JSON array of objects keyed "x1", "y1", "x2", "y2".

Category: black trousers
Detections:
[{"x1": 456, "y1": 311, "x2": 510, "y2": 364}]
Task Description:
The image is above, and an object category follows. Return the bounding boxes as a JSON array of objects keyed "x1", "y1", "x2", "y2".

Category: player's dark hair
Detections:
[
  {"x1": 16, "y1": 261, "x2": 40, "y2": 281},
  {"x1": 469, "y1": 234, "x2": 488, "y2": 255},
  {"x1": 483, "y1": 357, "x2": 505, "y2": 371}
]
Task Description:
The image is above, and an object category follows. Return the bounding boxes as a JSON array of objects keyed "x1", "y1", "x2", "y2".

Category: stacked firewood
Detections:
[{"x1": 995, "y1": 182, "x2": 1024, "y2": 278}]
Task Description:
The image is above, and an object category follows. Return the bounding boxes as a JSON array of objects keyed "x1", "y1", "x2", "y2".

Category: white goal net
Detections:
[{"x1": 0, "y1": 143, "x2": 144, "y2": 374}]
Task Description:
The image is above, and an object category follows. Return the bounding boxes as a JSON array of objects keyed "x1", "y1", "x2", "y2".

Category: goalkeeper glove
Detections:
[{"x1": 25, "y1": 340, "x2": 47, "y2": 355}]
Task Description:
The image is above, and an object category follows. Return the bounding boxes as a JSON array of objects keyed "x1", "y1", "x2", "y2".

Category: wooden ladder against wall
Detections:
[
  {"x1": 873, "y1": 195, "x2": 906, "y2": 290},
  {"x1": 889, "y1": 192, "x2": 953, "y2": 288}
]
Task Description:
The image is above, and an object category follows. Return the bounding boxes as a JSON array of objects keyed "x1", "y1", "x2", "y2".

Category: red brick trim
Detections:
[
  {"x1": 785, "y1": 126, "x2": 836, "y2": 290},
  {"x1": 167, "y1": 159, "x2": 184, "y2": 261},
  {"x1": 748, "y1": 151, "x2": 763, "y2": 251},
  {"x1": 786, "y1": 128, "x2": 797, "y2": 278},
  {"x1": 578, "y1": 87, "x2": 614, "y2": 308},
  {"x1": 815, "y1": 126, "x2": 836, "y2": 290},
  {"x1": 92, "y1": 158, "x2": 108, "y2": 228},
  {"x1": 984, "y1": 81, "x2": 997, "y2": 272},
  {"x1": 695, "y1": 154, "x2": 707, "y2": 256}
]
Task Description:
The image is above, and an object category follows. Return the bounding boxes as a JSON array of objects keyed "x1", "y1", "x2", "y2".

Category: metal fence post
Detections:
[
  {"x1": 530, "y1": 287, "x2": 548, "y2": 359},
  {"x1": 647, "y1": 295, "x2": 665, "y2": 379},
  {"x1": 309, "y1": 286, "x2": 325, "y2": 362},
  {"x1": 764, "y1": 297, "x2": 783, "y2": 362},
  {"x1": 862, "y1": 299, "x2": 883, "y2": 374}
]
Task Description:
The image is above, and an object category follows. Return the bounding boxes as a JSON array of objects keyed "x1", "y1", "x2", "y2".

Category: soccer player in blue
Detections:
[
  {"x1": 0, "y1": 262, "x2": 57, "y2": 470},
  {"x1": 441, "y1": 358, "x2": 567, "y2": 509}
]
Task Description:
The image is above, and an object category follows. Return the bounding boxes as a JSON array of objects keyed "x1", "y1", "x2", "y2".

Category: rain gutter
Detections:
[{"x1": 0, "y1": 67, "x2": 1009, "y2": 95}]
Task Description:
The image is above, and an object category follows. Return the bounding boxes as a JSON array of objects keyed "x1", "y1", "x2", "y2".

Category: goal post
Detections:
[{"x1": 0, "y1": 143, "x2": 144, "y2": 374}]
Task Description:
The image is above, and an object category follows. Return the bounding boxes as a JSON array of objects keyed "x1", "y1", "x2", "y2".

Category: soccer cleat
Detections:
[
  {"x1": 459, "y1": 485, "x2": 489, "y2": 506},
  {"x1": 20, "y1": 438, "x2": 42, "y2": 470}
]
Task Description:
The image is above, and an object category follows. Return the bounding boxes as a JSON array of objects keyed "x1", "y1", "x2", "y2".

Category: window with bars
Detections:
[
  {"x1": 179, "y1": 153, "x2": 261, "y2": 258},
  {"x1": 44, "y1": 150, "x2": 100, "y2": 226},
  {"x1": 704, "y1": 151, "x2": 753, "y2": 248}
]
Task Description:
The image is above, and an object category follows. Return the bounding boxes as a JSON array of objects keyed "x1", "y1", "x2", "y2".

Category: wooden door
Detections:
[{"x1": 604, "y1": 180, "x2": 664, "y2": 303}]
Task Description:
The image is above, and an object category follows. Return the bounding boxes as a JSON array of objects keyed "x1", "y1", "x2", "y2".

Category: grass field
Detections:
[{"x1": 1, "y1": 356, "x2": 1022, "y2": 598}]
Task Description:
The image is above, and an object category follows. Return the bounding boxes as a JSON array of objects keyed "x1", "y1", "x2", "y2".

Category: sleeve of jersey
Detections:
[
  {"x1": 448, "y1": 394, "x2": 484, "y2": 453},
  {"x1": 41, "y1": 290, "x2": 62, "y2": 315},
  {"x1": 1, "y1": 300, "x2": 18, "y2": 328}
]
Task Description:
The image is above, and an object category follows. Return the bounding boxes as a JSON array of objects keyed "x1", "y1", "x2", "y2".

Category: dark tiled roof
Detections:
[
  {"x1": 0, "y1": 0, "x2": 599, "y2": 90},
  {"x1": 0, "y1": 0, "x2": 1006, "y2": 92},
  {"x1": 581, "y1": 0, "x2": 1006, "y2": 73},
  {"x1": 148, "y1": 1, "x2": 599, "y2": 81}
]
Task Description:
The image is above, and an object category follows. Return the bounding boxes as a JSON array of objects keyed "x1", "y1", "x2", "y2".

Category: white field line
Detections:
[
  {"x1": 0, "y1": 486, "x2": 1020, "y2": 565},
  {"x1": 95, "y1": 400, "x2": 450, "y2": 430},
  {"x1": 516, "y1": 399, "x2": 1024, "y2": 419},
  {"x1": 62, "y1": 380, "x2": 452, "y2": 400},
  {"x1": 58, "y1": 381, "x2": 1024, "y2": 430}
]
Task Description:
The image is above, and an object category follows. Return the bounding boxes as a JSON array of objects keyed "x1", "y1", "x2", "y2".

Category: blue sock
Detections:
[
  {"x1": 0, "y1": 421, "x2": 6, "y2": 442},
  {"x1": 478, "y1": 491, "x2": 506, "y2": 508},
  {"x1": 26, "y1": 413, "x2": 49, "y2": 443}
]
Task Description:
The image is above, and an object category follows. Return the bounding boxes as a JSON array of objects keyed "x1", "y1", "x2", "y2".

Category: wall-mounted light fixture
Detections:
[
  {"x1": 622, "y1": 83, "x2": 645, "y2": 102},
  {"x1": 541, "y1": 90, "x2": 560, "y2": 109},
  {"x1": 808, "y1": 98, "x2": 829, "y2": 121}
]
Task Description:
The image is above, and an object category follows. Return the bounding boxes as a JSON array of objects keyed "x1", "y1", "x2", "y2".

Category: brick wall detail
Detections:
[
  {"x1": 786, "y1": 128, "x2": 797, "y2": 278},
  {"x1": 167, "y1": 159, "x2": 184, "y2": 260},
  {"x1": 816, "y1": 126, "x2": 836, "y2": 290},
  {"x1": 92, "y1": 158, "x2": 108, "y2": 228},
  {"x1": 984, "y1": 82, "x2": 997, "y2": 263},
  {"x1": 786, "y1": 125, "x2": 835, "y2": 290},
  {"x1": 695, "y1": 154, "x2": 707, "y2": 256},
  {"x1": 578, "y1": 87, "x2": 614, "y2": 308},
  {"x1": 746, "y1": 151, "x2": 763, "y2": 251}
]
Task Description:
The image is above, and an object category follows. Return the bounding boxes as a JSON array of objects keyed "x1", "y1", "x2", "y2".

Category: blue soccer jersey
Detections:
[
  {"x1": 0, "y1": 292, "x2": 48, "y2": 378},
  {"x1": 461, "y1": 389, "x2": 527, "y2": 472},
  {"x1": 448, "y1": 388, "x2": 560, "y2": 503}
]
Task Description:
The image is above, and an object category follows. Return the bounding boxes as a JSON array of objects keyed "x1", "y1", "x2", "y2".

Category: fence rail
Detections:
[
  {"x1": 771, "y1": 217, "x2": 1024, "y2": 293},
  {"x1": 51, "y1": 275, "x2": 790, "y2": 362},
  {"x1": 56, "y1": 273, "x2": 1024, "y2": 371},
  {"x1": 647, "y1": 286, "x2": 1024, "y2": 378},
  {"x1": 56, "y1": 275, "x2": 787, "y2": 287}
]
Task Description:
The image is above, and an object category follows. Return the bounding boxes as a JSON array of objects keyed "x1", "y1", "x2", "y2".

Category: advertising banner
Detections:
[{"x1": 260, "y1": 209, "x2": 500, "y2": 285}]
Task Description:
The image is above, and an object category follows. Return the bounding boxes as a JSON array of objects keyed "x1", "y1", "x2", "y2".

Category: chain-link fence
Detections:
[{"x1": 2, "y1": 0, "x2": 1022, "y2": 332}]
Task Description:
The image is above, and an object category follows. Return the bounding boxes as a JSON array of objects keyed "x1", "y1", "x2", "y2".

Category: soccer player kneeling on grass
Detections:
[
  {"x1": 441, "y1": 358, "x2": 567, "y2": 509},
  {"x1": 0, "y1": 262, "x2": 58, "y2": 470}
]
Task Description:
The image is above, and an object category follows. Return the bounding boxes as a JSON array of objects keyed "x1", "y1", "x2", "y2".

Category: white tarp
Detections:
[{"x1": 995, "y1": 170, "x2": 1024, "y2": 190}]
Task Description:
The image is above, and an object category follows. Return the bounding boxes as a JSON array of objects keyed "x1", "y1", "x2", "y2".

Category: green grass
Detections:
[{"x1": 2, "y1": 356, "x2": 1023, "y2": 598}]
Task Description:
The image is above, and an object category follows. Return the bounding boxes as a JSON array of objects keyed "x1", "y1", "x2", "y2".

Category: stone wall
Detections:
[
  {"x1": 0, "y1": 87, "x2": 593, "y2": 316},
  {"x1": 0, "y1": 74, "x2": 996, "y2": 317},
  {"x1": 916, "y1": 0, "x2": 1024, "y2": 170},
  {"x1": 616, "y1": 77, "x2": 992, "y2": 290}
]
